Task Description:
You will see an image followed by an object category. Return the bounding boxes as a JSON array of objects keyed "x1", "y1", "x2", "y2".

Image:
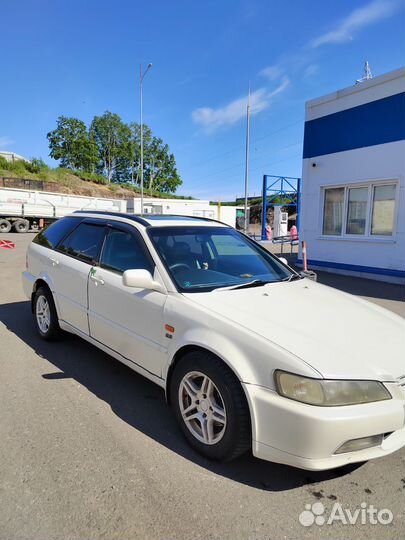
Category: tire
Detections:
[
  {"x1": 0, "y1": 219, "x2": 12, "y2": 233},
  {"x1": 13, "y1": 219, "x2": 30, "y2": 233},
  {"x1": 171, "y1": 350, "x2": 251, "y2": 461},
  {"x1": 33, "y1": 286, "x2": 61, "y2": 341}
]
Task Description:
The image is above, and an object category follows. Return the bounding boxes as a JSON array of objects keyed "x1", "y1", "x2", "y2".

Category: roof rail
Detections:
[
  {"x1": 146, "y1": 214, "x2": 231, "y2": 226},
  {"x1": 73, "y1": 210, "x2": 230, "y2": 227},
  {"x1": 73, "y1": 210, "x2": 149, "y2": 226}
]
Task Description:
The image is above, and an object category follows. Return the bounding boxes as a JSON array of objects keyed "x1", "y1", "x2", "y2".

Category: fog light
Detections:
[{"x1": 335, "y1": 434, "x2": 383, "y2": 454}]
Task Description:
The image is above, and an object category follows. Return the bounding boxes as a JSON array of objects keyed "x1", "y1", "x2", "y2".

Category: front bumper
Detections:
[{"x1": 243, "y1": 382, "x2": 405, "y2": 471}]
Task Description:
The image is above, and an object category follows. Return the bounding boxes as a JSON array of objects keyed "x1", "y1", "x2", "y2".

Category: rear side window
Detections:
[
  {"x1": 57, "y1": 222, "x2": 105, "y2": 264},
  {"x1": 100, "y1": 228, "x2": 153, "y2": 274},
  {"x1": 33, "y1": 217, "x2": 81, "y2": 249}
]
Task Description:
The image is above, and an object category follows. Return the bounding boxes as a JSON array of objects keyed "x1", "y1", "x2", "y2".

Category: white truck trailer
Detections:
[
  {"x1": 0, "y1": 187, "x2": 127, "y2": 232},
  {"x1": 0, "y1": 187, "x2": 242, "y2": 232},
  {"x1": 127, "y1": 197, "x2": 241, "y2": 228}
]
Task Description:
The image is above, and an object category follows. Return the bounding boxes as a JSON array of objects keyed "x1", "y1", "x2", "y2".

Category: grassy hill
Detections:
[{"x1": 0, "y1": 157, "x2": 192, "y2": 200}]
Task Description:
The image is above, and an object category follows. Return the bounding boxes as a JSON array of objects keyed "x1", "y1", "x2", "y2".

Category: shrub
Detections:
[
  {"x1": 6, "y1": 159, "x2": 29, "y2": 174},
  {"x1": 0, "y1": 156, "x2": 9, "y2": 170},
  {"x1": 75, "y1": 170, "x2": 108, "y2": 185},
  {"x1": 120, "y1": 182, "x2": 138, "y2": 192},
  {"x1": 26, "y1": 157, "x2": 48, "y2": 174}
]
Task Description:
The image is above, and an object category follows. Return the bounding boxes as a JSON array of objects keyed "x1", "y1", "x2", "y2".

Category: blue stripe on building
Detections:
[
  {"x1": 303, "y1": 92, "x2": 405, "y2": 159},
  {"x1": 296, "y1": 258, "x2": 405, "y2": 278}
]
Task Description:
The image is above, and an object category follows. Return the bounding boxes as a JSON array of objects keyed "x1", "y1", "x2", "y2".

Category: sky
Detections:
[{"x1": 1, "y1": 0, "x2": 404, "y2": 201}]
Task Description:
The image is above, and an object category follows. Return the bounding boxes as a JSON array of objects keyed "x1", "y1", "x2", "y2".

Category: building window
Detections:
[
  {"x1": 323, "y1": 187, "x2": 344, "y2": 235},
  {"x1": 346, "y1": 187, "x2": 368, "y2": 235},
  {"x1": 322, "y1": 183, "x2": 397, "y2": 238},
  {"x1": 371, "y1": 185, "x2": 396, "y2": 236}
]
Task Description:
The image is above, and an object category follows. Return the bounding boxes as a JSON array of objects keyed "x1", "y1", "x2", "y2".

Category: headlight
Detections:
[{"x1": 274, "y1": 371, "x2": 391, "y2": 406}]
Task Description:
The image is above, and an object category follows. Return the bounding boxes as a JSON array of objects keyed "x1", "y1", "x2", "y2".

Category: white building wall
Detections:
[
  {"x1": 306, "y1": 68, "x2": 405, "y2": 121},
  {"x1": 300, "y1": 67, "x2": 405, "y2": 284},
  {"x1": 0, "y1": 151, "x2": 29, "y2": 163},
  {"x1": 301, "y1": 141, "x2": 405, "y2": 280}
]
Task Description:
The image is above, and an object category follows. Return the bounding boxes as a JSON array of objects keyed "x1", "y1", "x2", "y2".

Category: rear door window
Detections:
[
  {"x1": 33, "y1": 217, "x2": 81, "y2": 249},
  {"x1": 57, "y1": 222, "x2": 106, "y2": 264}
]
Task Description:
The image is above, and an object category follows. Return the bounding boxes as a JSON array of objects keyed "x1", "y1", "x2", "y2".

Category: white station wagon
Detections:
[{"x1": 22, "y1": 212, "x2": 405, "y2": 470}]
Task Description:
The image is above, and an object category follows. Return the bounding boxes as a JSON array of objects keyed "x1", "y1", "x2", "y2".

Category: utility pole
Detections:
[
  {"x1": 243, "y1": 84, "x2": 251, "y2": 234},
  {"x1": 140, "y1": 62, "x2": 152, "y2": 216}
]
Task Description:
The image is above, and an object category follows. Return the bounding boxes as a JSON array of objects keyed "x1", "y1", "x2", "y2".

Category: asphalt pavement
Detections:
[{"x1": 0, "y1": 233, "x2": 404, "y2": 540}]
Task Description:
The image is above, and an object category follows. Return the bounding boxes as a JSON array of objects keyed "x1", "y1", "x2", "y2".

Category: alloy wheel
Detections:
[
  {"x1": 178, "y1": 371, "x2": 227, "y2": 445},
  {"x1": 36, "y1": 295, "x2": 51, "y2": 334}
]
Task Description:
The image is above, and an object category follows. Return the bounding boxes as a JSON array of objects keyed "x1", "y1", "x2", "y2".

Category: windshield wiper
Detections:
[
  {"x1": 214, "y1": 279, "x2": 273, "y2": 291},
  {"x1": 282, "y1": 273, "x2": 303, "y2": 283}
]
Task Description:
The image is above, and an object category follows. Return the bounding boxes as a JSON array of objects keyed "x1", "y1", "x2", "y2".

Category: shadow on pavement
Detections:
[
  {"x1": 314, "y1": 271, "x2": 405, "y2": 302},
  {"x1": 0, "y1": 300, "x2": 363, "y2": 492}
]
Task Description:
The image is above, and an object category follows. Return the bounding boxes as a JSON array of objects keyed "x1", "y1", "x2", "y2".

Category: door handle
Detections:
[
  {"x1": 90, "y1": 274, "x2": 105, "y2": 286},
  {"x1": 49, "y1": 257, "x2": 59, "y2": 267}
]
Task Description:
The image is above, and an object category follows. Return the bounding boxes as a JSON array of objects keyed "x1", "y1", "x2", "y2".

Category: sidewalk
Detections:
[
  {"x1": 313, "y1": 270, "x2": 405, "y2": 318},
  {"x1": 261, "y1": 241, "x2": 405, "y2": 317}
]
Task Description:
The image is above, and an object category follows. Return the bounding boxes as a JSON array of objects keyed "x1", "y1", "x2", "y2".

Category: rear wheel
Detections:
[
  {"x1": 13, "y1": 219, "x2": 30, "y2": 233},
  {"x1": 0, "y1": 219, "x2": 12, "y2": 233},
  {"x1": 33, "y1": 286, "x2": 61, "y2": 341},
  {"x1": 171, "y1": 350, "x2": 251, "y2": 461}
]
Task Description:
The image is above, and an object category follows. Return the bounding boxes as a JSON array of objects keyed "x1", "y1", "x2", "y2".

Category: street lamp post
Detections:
[
  {"x1": 140, "y1": 62, "x2": 152, "y2": 216},
  {"x1": 243, "y1": 84, "x2": 251, "y2": 234}
]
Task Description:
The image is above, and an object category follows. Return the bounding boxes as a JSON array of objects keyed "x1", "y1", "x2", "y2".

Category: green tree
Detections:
[
  {"x1": 123, "y1": 122, "x2": 181, "y2": 192},
  {"x1": 47, "y1": 116, "x2": 98, "y2": 171},
  {"x1": 144, "y1": 136, "x2": 181, "y2": 193},
  {"x1": 90, "y1": 111, "x2": 131, "y2": 182}
]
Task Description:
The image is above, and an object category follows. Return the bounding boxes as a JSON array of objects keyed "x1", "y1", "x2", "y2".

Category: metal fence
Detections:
[{"x1": 249, "y1": 232, "x2": 299, "y2": 254}]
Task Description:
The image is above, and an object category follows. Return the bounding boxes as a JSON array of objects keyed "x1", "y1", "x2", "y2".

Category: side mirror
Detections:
[
  {"x1": 278, "y1": 257, "x2": 288, "y2": 266},
  {"x1": 122, "y1": 269, "x2": 164, "y2": 292}
]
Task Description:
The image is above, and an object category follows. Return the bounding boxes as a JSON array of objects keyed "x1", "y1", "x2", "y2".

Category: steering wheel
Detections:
[{"x1": 169, "y1": 263, "x2": 191, "y2": 272}]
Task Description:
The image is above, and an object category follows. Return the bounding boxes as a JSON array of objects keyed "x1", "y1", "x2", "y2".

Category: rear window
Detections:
[
  {"x1": 33, "y1": 217, "x2": 81, "y2": 249},
  {"x1": 57, "y1": 222, "x2": 106, "y2": 264}
]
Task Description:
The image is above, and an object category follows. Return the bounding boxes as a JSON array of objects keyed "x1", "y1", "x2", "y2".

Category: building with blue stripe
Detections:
[{"x1": 299, "y1": 67, "x2": 405, "y2": 284}]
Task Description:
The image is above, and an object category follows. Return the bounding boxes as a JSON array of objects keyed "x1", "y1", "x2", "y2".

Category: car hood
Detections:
[{"x1": 184, "y1": 279, "x2": 405, "y2": 382}]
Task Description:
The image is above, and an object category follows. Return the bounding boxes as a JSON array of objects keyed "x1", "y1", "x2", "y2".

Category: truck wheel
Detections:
[
  {"x1": 13, "y1": 219, "x2": 30, "y2": 233},
  {"x1": 33, "y1": 286, "x2": 62, "y2": 341},
  {"x1": 0, "y1": 219, "x2": 12, "y2": 233}
]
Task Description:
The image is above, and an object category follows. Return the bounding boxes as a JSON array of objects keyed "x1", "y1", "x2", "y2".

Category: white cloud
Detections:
[
  {"x1": 192, "y1": 78, "x2": 289, "y2": 132},
  {"x1": 0, "y1": 136, "x2": 14, "y2": 149},
  {"x1": 260, "y1": 65, "x2": 283, "y2": 80},
  {"x1": 303, "y1": 63, "x2": 319, "y2": 78},
  {"x1": 310, "y1": 0, "x2": 399, "y2": 48}
]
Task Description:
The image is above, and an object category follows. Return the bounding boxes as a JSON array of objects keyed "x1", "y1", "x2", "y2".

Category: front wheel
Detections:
[
  {"x1": 33, "y1": 286, "x2": 61, "y2": 341},
  {"x1": 171, "y1": 350, "x2": 251, "y2": 461}
]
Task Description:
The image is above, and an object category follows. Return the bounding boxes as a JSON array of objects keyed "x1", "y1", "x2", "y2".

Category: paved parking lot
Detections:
[{"x1": 0, "y1": 233, "x2": 404, "y2": 540}]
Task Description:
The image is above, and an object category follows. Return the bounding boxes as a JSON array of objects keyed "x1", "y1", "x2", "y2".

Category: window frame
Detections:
[
  {"x1": 98, "y1": 222, "x2": 155, "y2": 276},
  {"x1": 55, "y1": 218, "x2": 107, "y2": 265},
  {"x1": 147, "y1": 225, "x2": 295, "y2": 293},
  {"x1": 319, "y1": 180, "x2": 399, "y2": 241},
  {"x1": 33, "y1": 216, "x2": 83, "y2": 250}
]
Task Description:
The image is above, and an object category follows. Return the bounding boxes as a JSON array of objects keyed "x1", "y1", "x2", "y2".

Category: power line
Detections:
[
  {"x1": 188, "y1": 147, "x2": 302, "y2": 193},
  {"x1": 189, "y1": 140, "x2": 302, "y2": 187},
  {"x1": 188, "y1": 117, "x2": 303, "y2": 171}
]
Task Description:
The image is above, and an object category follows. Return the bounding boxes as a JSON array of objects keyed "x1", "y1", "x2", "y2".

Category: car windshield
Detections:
[{"x1": 148, "y1": 226, "x2": 295, "y2": 292}]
